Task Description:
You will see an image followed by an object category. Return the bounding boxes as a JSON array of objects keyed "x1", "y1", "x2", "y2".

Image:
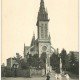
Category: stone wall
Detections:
[
  {"x1": 30, "y1": 68, "x2": 45, "y2": 77},
  {"x1": 1, "y1": 67, "x2": 30, "y2": 77},
  {"x1": 17, "y1": 69, "x2": 30, "y2": 77},
  {"x1": 1, "y1": 67, "x2": 45, "y2": 77}
]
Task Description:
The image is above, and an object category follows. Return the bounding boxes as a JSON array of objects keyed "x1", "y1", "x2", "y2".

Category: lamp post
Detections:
[
  {"x1": 60, "y1": 57, "x2": 62, "y2": 74},
  {"x1": 29, "y1": 66, "x2": 31, "y2": 78}
]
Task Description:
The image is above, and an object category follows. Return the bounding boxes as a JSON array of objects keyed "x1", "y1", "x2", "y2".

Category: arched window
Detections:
[{"x1": 41, "y1": 26, "x2": 44, "y2": 38}]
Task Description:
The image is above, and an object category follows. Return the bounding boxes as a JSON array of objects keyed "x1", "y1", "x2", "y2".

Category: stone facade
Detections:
[
  {"x1": 7, "y1": 58, "x2": 16, "y2": 68},
  {"x1": 23, "y1": 0, "x2": 53, "y2": 74}
]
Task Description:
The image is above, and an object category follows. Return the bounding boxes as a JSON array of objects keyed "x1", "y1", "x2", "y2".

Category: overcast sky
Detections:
[{"x1": 2, "y1": 0, "x2": 78, "y2": 65}]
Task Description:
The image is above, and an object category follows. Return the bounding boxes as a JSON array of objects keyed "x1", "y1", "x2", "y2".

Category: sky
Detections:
[{"x1": 2, "y1": 0, "x2": 78, "y2": 65}]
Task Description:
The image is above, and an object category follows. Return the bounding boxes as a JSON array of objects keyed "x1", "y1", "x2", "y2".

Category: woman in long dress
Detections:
[
  {"x1": 65, "y1": 74, "x2": 69, "y2": 80},
  {"x1": 55, "y1": 73, "x2": 60, "y2": 80}
]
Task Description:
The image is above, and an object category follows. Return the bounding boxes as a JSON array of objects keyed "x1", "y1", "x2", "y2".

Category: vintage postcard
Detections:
[{"x1": 1, "y1": 0, "x2": 79, "y2": 80}]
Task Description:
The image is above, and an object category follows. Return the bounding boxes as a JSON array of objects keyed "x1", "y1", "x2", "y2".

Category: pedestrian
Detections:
[
  {"x1": 55, "y1": 73, "x2": 60, "y2": 79},
  {"x1": 59, "y1": 74, "x2": 62, "y2": 80},
  {"x1": 65, "y1": 74, "x2": 69, "y2": 80},
  {"x1": 55, "y1": 73, "x2": 58, "y2": 79},
  {"x1": 46, "y1": 73, "x2": 50, "y2": 80}
]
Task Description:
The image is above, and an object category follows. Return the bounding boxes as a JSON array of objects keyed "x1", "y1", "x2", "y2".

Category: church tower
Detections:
[
  {"x1": 36, "y1": 0, "x2": 49, "y2": 39},
  {"x1": 36, "y1": 0, "x2": 51, "y2": 74}
]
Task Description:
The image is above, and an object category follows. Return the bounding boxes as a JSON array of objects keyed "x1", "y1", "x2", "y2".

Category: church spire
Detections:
[
  {"x1": 36, "y1": 0, "x2": 49, "y2": 26},
  {"x1": 31, "y1": 32, "x2": 35, "y2": 46},
  {"x1": 24, "y1": 43, "x2": 25, "y2": 57},
  {"x1": 39, "y1": 0, "x2": 45, "y2": 12},
  {"x1": 33, "y1": 31, "x2": 35, "y2": 37}
]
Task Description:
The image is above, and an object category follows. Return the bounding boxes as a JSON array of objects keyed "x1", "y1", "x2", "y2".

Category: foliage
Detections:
[
  {"x1": 60, "y1": 49, "x2": 67, "y2": 70},
  {"x1": 40, "y1": 52, "x2": 46, "y2": 63},
  {"x1": 27, "y1": 54, "x2": 39, "y2": 69},
  {"x1": 50, "y1": 52, "x2": 60, "y2": 73},
  {"x1": 27, "y1": 54, "x2": 33, "y2": 66},
  {"x1": 68, "y1": 52, "x2": 79, "y2": 75},
  {"x1": 13, "y1": 53, "x2": 22, "y2": 68},
  {"x1": 20, "y1": 59, "x2": 29, "y2": 69},
  {"x1": 26, "y1": 53, "x2": 46, "y2": 69},
  {"x1": 2, "y1": 67, "x2": 14, "y2": 77}
]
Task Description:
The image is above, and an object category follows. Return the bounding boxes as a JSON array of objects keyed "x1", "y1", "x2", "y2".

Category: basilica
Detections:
[{"x1": 23, "y1": 0, "x2": 55, "y2": 74}]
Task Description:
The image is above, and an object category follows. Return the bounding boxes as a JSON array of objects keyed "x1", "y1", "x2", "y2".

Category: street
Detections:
[
  {"x1": 1, "y1": 69, "x2": 79, "y2": 80},
  {"x1": 1, "y1": 77, "x2": 79, "y2": 80},
  {"x1": 1, "y1": 74, "x2": 79, "y2": 80}
]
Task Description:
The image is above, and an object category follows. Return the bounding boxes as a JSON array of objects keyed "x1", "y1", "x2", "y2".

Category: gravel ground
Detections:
[{"x1": 1, "y1": 71, "x2": 79, "y2": 80}]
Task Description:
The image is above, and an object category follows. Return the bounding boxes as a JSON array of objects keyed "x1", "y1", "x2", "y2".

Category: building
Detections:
[
  {"x1": 23, "y1": 0, "x2": 55, "y2": 74},
  {"x1": 1, "y1": 63, "x2": 5, "y2": 67},
  {"x1": 7, "y1": 57, "x2": 19, "y2": 68},
  {"x1": 1, "y1": 63, "x2": 6, "y2": 77}
]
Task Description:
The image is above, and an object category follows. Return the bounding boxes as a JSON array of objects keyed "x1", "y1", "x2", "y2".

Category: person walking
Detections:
[
  {"x1": 58, "y1": 74, "x2": 62, "y2": 80},
  {"x1": 55, "y1": 73, "x2": 58, "y2": 79},
  {"x1": 46, "y1": 73, "x2": 50, "y2": 80},
  {"x1": 65, "y1": 74, "x2": 69, "y2": 80}
]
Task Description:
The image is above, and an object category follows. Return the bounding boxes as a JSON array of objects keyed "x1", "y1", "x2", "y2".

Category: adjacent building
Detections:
[{"x1": 7, "y1": 57, "x2": 18, "y2": 68}]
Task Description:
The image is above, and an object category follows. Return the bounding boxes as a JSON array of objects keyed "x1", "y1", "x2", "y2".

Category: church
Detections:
[{"x1": 23, "y1": 0, "x2": 55, "y2": 74}]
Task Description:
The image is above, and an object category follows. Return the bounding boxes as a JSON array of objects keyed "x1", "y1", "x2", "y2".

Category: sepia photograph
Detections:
[{"x1": 1, "y1": 0, "x2": 79, "y2": 80}]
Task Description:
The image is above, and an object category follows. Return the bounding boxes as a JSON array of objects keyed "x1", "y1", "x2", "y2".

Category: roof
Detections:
[
  {"x1": 7, "y1": 57, "x2": 16, "y2": 60},
  {"x1": 24, "y1": 46, "x2": 30, "y2": 50}
]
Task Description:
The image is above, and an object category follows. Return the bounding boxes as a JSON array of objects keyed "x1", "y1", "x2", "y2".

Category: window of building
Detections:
[
  {"x1": 42, "y1": 23, "x2": 43, "y2": 26},
  {"x1": 45, "y1": 26, "x2": 47, "y2": 38},
  {"x1": 41, "y1": 26, "x2": 44, "y2": 38},
  {"x1": 45, "y1": 24, "x2": 47, "y2": 26}
]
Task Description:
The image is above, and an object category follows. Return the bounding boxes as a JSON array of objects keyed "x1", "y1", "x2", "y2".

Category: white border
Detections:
[
  {"x1": 0, "y1": 0, "x2": 79, "y2": 79},
  {"x1": 78, "y1": 0, "x2": 80, "y2": 79},
  {"x1": 0, "y1": 0, "x2": 1, "y2": 79}
]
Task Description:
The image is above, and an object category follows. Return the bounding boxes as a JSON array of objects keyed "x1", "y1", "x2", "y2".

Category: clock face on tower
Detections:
[{"x1": 42, "y1": 46, "x2": 47, "y2": 51}]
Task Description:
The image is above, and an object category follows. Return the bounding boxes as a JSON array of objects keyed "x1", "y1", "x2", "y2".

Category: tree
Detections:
[
  {"x1": 20, "y1": 59, "x2": 28, "y2": 69},
  {"x1": 32, "y1": 54, "x2": 39, "y2": 68},
  {"x1": 75, "y1": 61, "x2": 79, "y2": 75},
  {"x1": 27, "y1": 54, "x2": 33, "y2": 66},
  {"x1": 39, "y1": 52, "x2": 47, "y2": 69},
  {"x1": 69, "y1": 52, "x2": 79, "y2": 74},
  {"x1": 41, "y1": 52, "x2": 46, "y2": 63},
  {"x1": 14, "y1": 53, "x2": 22, "y2": 68},
  {"x1": 50, "y1": 52, "x2": 60, "y2": 73},
  {"x1": 60, "y1": 49, "x2": 67, "y2": 70},
  {"x1": 69, "y1": 52, "x2": 76, "y2": 65},
  {"x1": 39, "y1": 59, "x2": 45, "y2": 69}
]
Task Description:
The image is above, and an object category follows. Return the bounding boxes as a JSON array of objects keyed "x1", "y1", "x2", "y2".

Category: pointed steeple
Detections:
[
  {"x1": 24, "y1": 43, "x2": 25, "y2": 47},
  {"x1": 36, "y1": 0, "x2": 49, "y2": 26},
  {"x1": 24, "y1": 43, "x2": 25, "y2": 57},
  {"x1": 39, "y1": 0, "x2": 45, "y2": 13},
  {"x1": 24, "y1": 43, "x2": 25, "y2": 51},
  {"x1": 31, "y1": 32, "x2": 35, "y2": 46},
  {"x1": 33, "y1": 31, "x2": 35, "y2": 40},
  {"x1": 33, "y1": 31, "x2": 35, "y2": 38}
]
